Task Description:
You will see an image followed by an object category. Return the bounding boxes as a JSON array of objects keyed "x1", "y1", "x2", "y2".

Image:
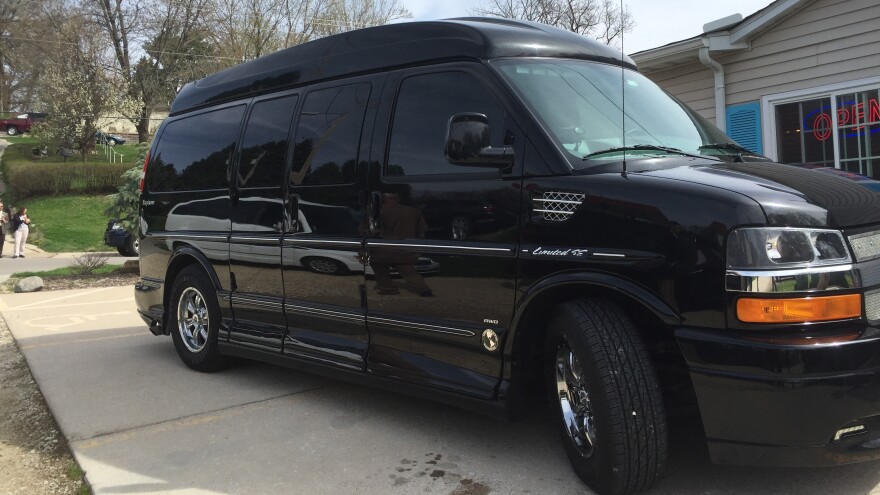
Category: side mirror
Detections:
[{"x1": 445, "y1": 113, "x2": 513, "y2": 167}]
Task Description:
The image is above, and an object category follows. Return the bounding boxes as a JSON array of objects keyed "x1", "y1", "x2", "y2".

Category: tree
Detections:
[
  {"x1": 471, "y1": 0, "x2": 634, "y2": 46},
  {"x1": 34, "y1": 5, "x2": 136, "y2": 159}
]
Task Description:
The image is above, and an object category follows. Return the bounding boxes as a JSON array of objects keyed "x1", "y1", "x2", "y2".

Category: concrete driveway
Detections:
[{"x1": 3, "y1": 286, "x2": 880, "y2": 494}]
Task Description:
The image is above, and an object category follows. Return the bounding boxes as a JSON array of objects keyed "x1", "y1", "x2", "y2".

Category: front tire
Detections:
[
  {"x1": 169, "y1": 266, "x2": 225, "y2": 372},
  {"x1": 546, "y1": 299, "x2": 667, "y2": 495},
  {"x1": 6, "y1": 126, "x2": 18, "y2": 136}
]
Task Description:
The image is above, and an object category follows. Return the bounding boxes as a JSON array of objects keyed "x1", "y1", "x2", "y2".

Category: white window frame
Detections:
[{"x1": 761, "y1": 76, "x2": 880, "y2": 167}]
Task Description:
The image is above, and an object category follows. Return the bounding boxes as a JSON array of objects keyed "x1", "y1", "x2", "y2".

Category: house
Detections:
[{"x1": 631, "y1": 0, "x2": 880, "y2": 177}]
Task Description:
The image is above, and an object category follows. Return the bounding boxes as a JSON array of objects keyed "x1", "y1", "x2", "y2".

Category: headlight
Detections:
[{"x1": 727, "y1": 227, "x2": 851, "y2": 269}]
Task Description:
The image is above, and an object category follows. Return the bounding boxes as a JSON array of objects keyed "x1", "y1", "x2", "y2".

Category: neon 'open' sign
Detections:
[{"x1": 806, "y1": 97, "x2": 880, "y2": 141}]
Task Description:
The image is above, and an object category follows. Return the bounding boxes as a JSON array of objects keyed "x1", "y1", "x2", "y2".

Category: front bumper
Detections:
[{"x1": 677, "y1": 326, "x2": 880, "y2": 466}]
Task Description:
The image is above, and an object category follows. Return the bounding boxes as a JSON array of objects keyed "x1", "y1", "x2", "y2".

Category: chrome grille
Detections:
[
  {"x1": 533, "y1": 192, "x2": 585, "y2": 222},
  {"x1": 850, "y1": 231, "x2": 880, "y2": 262},
  {"x1": 866, "y1": 289, "x2": 880, "y2": 322}
]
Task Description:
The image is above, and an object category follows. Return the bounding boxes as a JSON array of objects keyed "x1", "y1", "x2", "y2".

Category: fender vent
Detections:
[{"x1": 533, "y1": 191, "x2": 585, "y2": 222}]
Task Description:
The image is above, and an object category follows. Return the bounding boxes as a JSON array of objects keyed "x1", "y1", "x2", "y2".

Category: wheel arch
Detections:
[
  {"x1": 162, "y1": 246, "x2": 223, "y2": 329},
  {"x1": 501, "y1": 271, "x2": 681, "y2": 416}
]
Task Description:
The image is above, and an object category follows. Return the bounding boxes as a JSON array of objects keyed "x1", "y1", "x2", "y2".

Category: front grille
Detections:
[
  {"x1": 533, "y1": 191, "x2": 585, "y2": 222},
  {"x1": 849, "y1": 231, "x2": 880, "y2": 262},
  {"x1": 866, "y1": 289, "x2": 880, "y2": 323}
]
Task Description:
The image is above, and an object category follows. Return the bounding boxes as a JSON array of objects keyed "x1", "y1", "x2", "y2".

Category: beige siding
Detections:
[
  {"x1": 641, "y1": 61, "x2": 717, "y2": 122},
  {"x1": 637, "y1": 0, "x2": 880, "y2": 123},
  {"x1": 722, "y1": 0, "x2": 880, "y2": 105}
]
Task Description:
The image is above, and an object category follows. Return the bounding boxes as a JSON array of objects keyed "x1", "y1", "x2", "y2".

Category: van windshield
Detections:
[{"x1": 494, "y1": 59, "x2": 745, "y2": 168}]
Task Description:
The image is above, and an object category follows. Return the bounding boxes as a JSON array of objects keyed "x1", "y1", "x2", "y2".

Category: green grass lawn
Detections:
[
  {"x1": 4, "y1": 142, "x2": 142, "y2": 165},
  {"x1": 2, "y1": 135, "x2": 38, "y2": 145},
  {"x1": 10, "y1": 264, "x2": 122, "y2": 278},
  {"x1": 20, "y1": 195, "x2": 112, "y2": 252}
]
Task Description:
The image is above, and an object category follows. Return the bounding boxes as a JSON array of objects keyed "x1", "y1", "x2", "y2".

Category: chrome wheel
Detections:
[
  {"x1": 307, "y1": 258, "x2": 340, "y2": 274},
  {"x1": 177, "y1": 287, "x2": 209, "y2": 353},
  {"x1": 556, "y1": 343, "x2": 597, "y2": 458}
]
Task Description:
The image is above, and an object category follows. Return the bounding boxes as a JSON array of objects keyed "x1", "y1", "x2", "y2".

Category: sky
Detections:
[{"x1": 404, "y1": 0, "x2": 775, "y2": 54}]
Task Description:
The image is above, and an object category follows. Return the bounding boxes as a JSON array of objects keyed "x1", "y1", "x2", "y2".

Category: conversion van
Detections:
[{"x1": 135, "y1": 17, "x2": 880, "y2": 495}]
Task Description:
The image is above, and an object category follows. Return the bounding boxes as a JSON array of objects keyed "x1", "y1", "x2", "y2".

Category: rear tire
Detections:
[
  {"x1": 6, "y1": 126, "x2": 18, "y2": 136},
  {"x1": 169, "y1": 266, "x2": 225, "y2": 372},
  {"x1": 546, "y1": 299, "x2": 667, "y2": 495}
]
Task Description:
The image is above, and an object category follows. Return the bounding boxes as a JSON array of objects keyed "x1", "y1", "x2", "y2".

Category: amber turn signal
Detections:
[{"x1": 737, "y1": 294, "x2": 862, "y2": 323}]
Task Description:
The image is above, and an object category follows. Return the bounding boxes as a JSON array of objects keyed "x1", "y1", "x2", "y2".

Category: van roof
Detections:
[{"x1": 170, "y1": 17, "x2": 635, "y2": 115}]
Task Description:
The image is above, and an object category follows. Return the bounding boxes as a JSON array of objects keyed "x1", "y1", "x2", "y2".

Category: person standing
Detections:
[
  {"x1": 0, "y1": 200, "x2": 9, "y2": 258},
  {"x1": 12, "y1": 206, "x2": 30, "y2": 259}
]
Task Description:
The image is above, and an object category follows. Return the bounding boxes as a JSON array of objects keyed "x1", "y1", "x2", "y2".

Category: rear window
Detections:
[{"x1": 149, "y1": 105, "x2": 246, "y2": 192}]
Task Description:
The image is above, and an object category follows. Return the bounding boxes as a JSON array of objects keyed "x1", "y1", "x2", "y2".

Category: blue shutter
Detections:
[{"x1": 726, "y1": 102, "x2": 762, "y2": 154}]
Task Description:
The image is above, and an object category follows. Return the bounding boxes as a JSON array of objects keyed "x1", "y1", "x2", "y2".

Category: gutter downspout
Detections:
[{"x1": 699, "y1": 45, "x2": 726, "y2": 133}]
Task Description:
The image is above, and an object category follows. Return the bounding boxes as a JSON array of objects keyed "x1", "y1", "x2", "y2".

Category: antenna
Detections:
[{"x1": 620, "y1": 0, "x2": 627, "y2": 177}]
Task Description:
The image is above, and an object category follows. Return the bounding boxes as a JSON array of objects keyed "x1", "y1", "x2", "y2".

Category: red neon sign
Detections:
[{"x1": 811, "y1": 97, "x2": 880, "y2": 142}]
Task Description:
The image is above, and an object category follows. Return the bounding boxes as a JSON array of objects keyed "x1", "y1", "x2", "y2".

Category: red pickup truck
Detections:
[{"x1": 0, "y1": 114, "x2": 33, "y2": 135}]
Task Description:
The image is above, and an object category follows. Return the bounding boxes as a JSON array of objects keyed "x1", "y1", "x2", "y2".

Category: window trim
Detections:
[{"x1": 761, "y1": 76, "x2": 880, "y2": 167}]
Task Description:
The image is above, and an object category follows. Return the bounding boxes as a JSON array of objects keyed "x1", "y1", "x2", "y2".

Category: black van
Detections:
[{"x1": 135, "y1": 17, "x2": 880, "y2": 495}]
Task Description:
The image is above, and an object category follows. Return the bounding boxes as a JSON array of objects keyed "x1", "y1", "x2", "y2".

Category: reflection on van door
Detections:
[
  {"x1": 228, "y1": 94, "x2": 298, "y2": 350},
  {"x1": 365, "y1": 68, "x2": 522, "y2": 398},
  {"x1": 280, "y1": 81, "x2": 375, "y2": 369}
]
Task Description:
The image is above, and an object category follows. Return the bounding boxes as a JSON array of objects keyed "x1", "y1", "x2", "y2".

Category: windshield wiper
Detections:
[
  {"x1": 698, "y1": 142, "x2": 752, "y2": 153},
  {"x1": 583, "y1": 144, "x2": 716, "y2": 161}
]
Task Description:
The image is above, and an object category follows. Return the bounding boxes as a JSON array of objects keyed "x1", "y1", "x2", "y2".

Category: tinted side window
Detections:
[
  {"x1": 239, "y1": 95, "x2": 298, "y2": 188},
  {"x1": 387, "y1": 72, "x2": 506, "y2": 176},
  {"x1": 150, "y1": 105, "x2": 245, "y2": 192},
  {"x1": 290, "y1": 83, "x2": 370, "y2": 186}
]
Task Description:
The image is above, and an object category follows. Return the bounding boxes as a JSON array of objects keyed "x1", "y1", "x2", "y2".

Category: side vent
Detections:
[{"x1": 533, "y1": 191, "x2": 585, "y2": 222}]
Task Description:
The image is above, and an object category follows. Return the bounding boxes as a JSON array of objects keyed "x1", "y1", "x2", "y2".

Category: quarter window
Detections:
[
  {"x1": 290, "y1": 83, "x2": 370, "y2": 186},
  {"x1": 387, "y1": 72, "x2": 507, "y2": 176},
  {"x1": 150, "y1": 105, "x2": 245, "y2": 192}
]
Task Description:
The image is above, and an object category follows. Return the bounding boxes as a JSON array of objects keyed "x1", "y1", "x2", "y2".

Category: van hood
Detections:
[{"x1": 634, "y1": 158, "x2": 880, "y2": 228}]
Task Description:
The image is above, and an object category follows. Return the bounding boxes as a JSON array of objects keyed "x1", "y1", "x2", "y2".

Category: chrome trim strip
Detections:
[
  {"x1": 230, "y1": 296, "x2": 284, "y2": 310},
  {"x1": 368, "y1": 316, "x2": 475, "y2": 337},
  {"x1": 283, "y1": 239, "x2": 362, "y2": 246},
  {"x1": 230, "y1": 236, "x2": 281, "y2": 244},
  {"x1": 368, "y1": 242, "x2": 512, "y2": 254},
  {"x1": 149, "y1": 232, "x2": 228, "y2": 242},
  {"x1": 727, "y1": 264, "x2": 854, "y2": 278},
  {"x1": 726, "y1": 265, "x2": 857, "y2": 293},
  {"x1": 593, "y1": 253, "x2": 626, "y2": 258},
  {"x1": 285, "y1": 304, "x2": 364, "y2": 323}
]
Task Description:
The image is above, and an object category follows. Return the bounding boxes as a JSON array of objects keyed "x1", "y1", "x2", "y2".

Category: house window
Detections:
[
  {"x1": 767, "y1": 79, "x2": 880, "y2": 179},
  {"x1": 836, "y1": 90, "x2": 880, "y2": 178},
  {"x1": 774, "y1": 97, "x2": 834, "y2": 167}
]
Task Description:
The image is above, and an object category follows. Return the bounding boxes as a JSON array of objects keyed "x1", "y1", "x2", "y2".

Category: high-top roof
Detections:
[{"x1": 171, "y1": 17, "x2": 635, "y2": 115}]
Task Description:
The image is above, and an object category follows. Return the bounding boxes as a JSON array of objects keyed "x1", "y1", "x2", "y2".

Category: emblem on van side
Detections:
[
  {"x1": 483, "y1": 319, "x2": 499, "y2": 325},
  {"x1": 142, "y1": 200, "x2": 155, "y2": 206},
  {"x1": 531, "y1": 247, "x2": 590, "y2": 257}
]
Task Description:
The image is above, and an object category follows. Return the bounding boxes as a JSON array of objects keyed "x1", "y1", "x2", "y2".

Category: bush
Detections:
[
  {"x1": 105, "y1": 146, "x2": 148, "y2": 234},
  {"x1": 4, "y1": 161, "x2": 128, "y2": 198}
]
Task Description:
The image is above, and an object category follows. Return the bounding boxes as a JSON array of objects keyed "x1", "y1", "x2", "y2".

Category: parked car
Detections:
[
  {"x1": 0, "y1": 114, "x2": 33, "y2": 135},
  {"x1": 95, "y1": 131, "x2": 126, "y2": 146},
  {"x1": 103, "y1": 220, "x2": 138, "y2": 256},
  {"x1": 134, "y1": 18, "x2": 880, "y2": 495}
]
